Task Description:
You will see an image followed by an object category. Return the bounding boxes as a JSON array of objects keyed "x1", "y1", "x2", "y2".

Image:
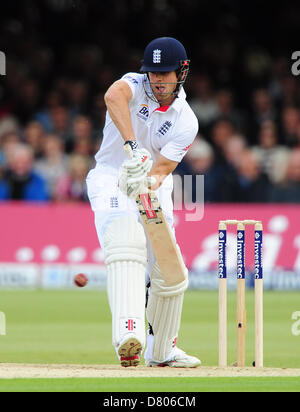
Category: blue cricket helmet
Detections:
[{"x1": 140, "y1": 37, "x2": 189, "y2": 72}]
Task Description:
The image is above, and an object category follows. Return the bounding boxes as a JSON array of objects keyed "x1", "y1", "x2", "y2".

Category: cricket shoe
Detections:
[
  {"x1": 117, "y1": 334, "x2": 143, "y2": 367},
  {"x1": 145, "y1": 347, "x2": 201, "y2": 368}
]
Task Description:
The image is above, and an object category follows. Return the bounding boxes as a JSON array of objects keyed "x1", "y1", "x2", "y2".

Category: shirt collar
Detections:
[
  {"x1": 171, "y1": 87, "x2": 186, "y2": 112},
  {"x1": 152, "y1": 87, "x2": 186, "y2": 114}
]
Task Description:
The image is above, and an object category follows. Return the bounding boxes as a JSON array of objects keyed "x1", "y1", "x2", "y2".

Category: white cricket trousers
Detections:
[{"x1": 86, "y1": 164, "x2": 176, "y2": 277}]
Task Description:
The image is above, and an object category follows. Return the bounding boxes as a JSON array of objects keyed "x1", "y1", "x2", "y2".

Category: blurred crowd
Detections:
[
  {"x1": 0, "y1": 0, "x2": 300, "y2": 203},
  {"x1": 178, "y1": 72, "x2": 300, "y2": 203}
]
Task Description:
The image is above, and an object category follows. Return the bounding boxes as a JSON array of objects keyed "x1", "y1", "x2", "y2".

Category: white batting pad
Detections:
[
  {"x1": 103, "y1": 215, "x2": 147, "y2": 348},
  {"x1": 145, "y1": 263, "x2": 188, "y2": 362}
]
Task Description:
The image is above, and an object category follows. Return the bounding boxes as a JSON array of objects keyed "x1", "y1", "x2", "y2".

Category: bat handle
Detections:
[{"x1": 124, "y1": 142, "x2": 134, "y2": 159}]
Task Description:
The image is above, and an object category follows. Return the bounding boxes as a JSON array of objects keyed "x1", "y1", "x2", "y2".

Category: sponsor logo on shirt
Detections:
[
  {"x1": 156, "y1": 120, "x2": 172, "y2": 136},
  {"x1": 123, "y1": 75, "x2": 138, "y2": 84},
  {"x1": 137, "y1": 104, "x2": 149, "y2": 121}
]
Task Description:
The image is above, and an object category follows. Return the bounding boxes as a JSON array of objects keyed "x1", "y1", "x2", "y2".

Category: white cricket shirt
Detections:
[
  {"x1": 94, "y1": 72, "x2": 198, "y2": 170},
  {"x1": 87, "y1": 72, "x2": 198, "y2": 245}
]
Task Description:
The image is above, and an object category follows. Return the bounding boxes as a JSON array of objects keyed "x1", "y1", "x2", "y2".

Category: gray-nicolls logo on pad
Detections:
[{"x1": 0, "y1": 51, "x2": 6, "y2": 75}]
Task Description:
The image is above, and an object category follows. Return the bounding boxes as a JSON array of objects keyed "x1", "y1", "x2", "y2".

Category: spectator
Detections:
[
  {"x1": 181, "y1": 136, "x2": 222, "y2": 202},
  {"x1": 209, "y1": 119, "x2": 235, "y2": 165},
  {"x1": 220, "y1": 150, "x2": 271, "y2": 202},
  {"x1": 189, "y1": 74, "x2": 219, "y2": 132},
  {"x1": 23, "y1": 121, "x2": 45, "y2": 159},
  {"x1": 252, "y1": 89, "x2": 275, "y2": 121},
  {"x1": 0, "y1": 2, "x2": 300, "y2": 204},
  {"x1": 49, "y1": 105, "x2": 72, "y2": 146},
  {"x1": 252, "y1": 121, "x2": 290, "y2": 184},
  {"x1": 281, "y1": 106, "x2": 300, "y2": 147},
  {"x1": 0, "y1": 116, "x2": 19, "y2": 139},
  {"x1": 72, "y1": 138, "x2": 94, "y2": 160},
  {"x1": 0, "y1": 132, "x2": 22, "y2": 168},
  {"x1": 268, "y1": 56, "x2": 290, "y2": 103},
  {"x1": 34, "y1": 134, "x2": 69, "y2": 199},
  {"x1": 251, "y1": 89, "x2": 277, "y2": 143},
  {"x1": 217, "y1": 134, "x2": 248, "y2": 201},
  {"x1": 0, "y1": 144, "x2": 49, "y2": 201},
  {"x1": 72, "y1": 116, "x2": 93, "y2": 140},
  {"x1": 279, "y1": 75, "x2": 299, "y2": 107},
  {"x1": 222, "y1": 134, "x2": 247, "y2": 169},
  {"x1": 66, "y1": 79, "x2": 89, "y2": 116},
  {"x1": 34, "y1": 90, "x2": 64, "y2": 132},
  {"x1": 54, "y1": 154, "x2": 89, "y2": 202},
  {"x1": 270, "y1": 149, "x2": 300, "y2": 203},
  {"x1": 210, "y1": 120, "x2": 235, "y2": 149},
  {"x1": 68, "y1": 115, "x2": 95, "y2": 156},
  {"x1": 215, "y1": 89, "x2": 246, "y2": 132},
  {"x1": 13, "y1": 78, "x2": 41, "y2": 125}
]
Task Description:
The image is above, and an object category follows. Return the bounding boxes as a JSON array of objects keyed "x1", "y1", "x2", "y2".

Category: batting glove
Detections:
[{"x1": 119, "y1": 148, "x2": 154, "y2": 198}]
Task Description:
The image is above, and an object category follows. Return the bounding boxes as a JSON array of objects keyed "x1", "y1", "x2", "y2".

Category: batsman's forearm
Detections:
[
  {"x1": 149, "y1": 157, "x2": 178, "y2": 190},
  {"x1": 107, "y1": 102, "x2": 135, "y2": 142},
  {"x1": 104, "y1": 85, "x2": 135, "y2": 142},
  {"x1": 148, "y1": 168, "x2": 168, "y2": 190}
]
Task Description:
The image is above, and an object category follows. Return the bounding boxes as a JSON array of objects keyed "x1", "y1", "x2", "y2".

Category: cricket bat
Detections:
[{"x1": 124, "y1": 145, "x2": 186, "y2": 286}]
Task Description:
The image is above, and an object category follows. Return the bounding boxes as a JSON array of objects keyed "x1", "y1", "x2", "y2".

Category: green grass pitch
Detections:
[
  {"x1": 0, "y1": 377, "x2": 300, "y2": 392},
  {"x1": 0, "y1": 289, "x2": 300, "y2": 391}
]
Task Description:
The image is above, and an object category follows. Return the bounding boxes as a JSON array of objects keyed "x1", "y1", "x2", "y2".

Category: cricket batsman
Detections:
[{"x1": 86, "y1": 37, "x2": 200, "y2": 367}]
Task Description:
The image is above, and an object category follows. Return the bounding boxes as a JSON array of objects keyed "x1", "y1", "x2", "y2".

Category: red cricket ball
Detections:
[{"x1": 74, "y1": 273, "x2": 88, "y2": 288}]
